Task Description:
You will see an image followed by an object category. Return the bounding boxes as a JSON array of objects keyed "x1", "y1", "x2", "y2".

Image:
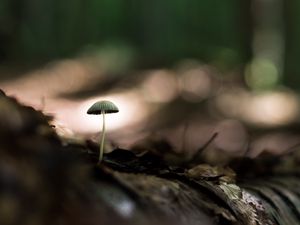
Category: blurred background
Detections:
[{"x1": 0, "y1": 0, "x2": 300, "y2": 161}]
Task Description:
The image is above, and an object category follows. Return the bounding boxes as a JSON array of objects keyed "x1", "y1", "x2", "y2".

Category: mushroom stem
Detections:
[{"x1": 99, "y1": 110, "x2": 106, "y2": 164}]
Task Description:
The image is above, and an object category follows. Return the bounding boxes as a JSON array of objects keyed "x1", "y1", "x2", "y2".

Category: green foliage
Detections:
[{"x1": 0, "y1": 0, "x2": 249, "y2": 68}]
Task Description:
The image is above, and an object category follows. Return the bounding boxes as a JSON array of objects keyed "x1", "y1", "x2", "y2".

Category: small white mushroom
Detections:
[{"x1": 87, "y1": 100, "x2": 119, "y2": 164}]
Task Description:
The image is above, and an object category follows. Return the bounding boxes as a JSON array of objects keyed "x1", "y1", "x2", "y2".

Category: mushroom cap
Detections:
[{"x1": 87, "y1": 100, "x2": 119, "y2": 114}]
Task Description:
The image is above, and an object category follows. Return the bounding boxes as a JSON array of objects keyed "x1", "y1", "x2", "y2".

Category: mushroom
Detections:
[{"x1": 87, "y1": 100, "x2": 119, "y2": 164}]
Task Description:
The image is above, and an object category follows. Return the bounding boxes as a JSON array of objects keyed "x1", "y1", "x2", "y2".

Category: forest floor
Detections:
[{"x1": 0, "y1": 88, "x2": 299, "y2": 225}]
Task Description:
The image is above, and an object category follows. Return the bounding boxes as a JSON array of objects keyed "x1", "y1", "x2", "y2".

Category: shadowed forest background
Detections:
[
  {"x1": 0, "y1": 0, "x2": 300, "y2": 160},
  {"x1": 0, "y1": 1, "x2": 300, "y2": 225}
]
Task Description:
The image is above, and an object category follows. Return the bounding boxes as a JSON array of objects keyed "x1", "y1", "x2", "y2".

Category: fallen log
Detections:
[{"x1": 0, "y1": 91, "x2": 299, "y2": 225}]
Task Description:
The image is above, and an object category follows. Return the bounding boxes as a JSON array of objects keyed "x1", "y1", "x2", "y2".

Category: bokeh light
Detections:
[
  {"x1": 51, "y1": 90, "x2": 149, "y2": 134},
  {"x1": 180, "y1": 67, "x2": 212, "y2": 102},
  {"x1": 215, "y1": 89, "x2": 299, "y2": 127},
  {"x1": 141, "y1": 70, "x2": 178, "y2": 103},
  {"x1": 245, "y1": 58, "x2": 279, "y2": 89}
]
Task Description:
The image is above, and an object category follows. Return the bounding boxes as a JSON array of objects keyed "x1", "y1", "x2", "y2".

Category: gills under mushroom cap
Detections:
[{"x1": 87, "y1": 100, "x2": 119, "y2": 114}]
